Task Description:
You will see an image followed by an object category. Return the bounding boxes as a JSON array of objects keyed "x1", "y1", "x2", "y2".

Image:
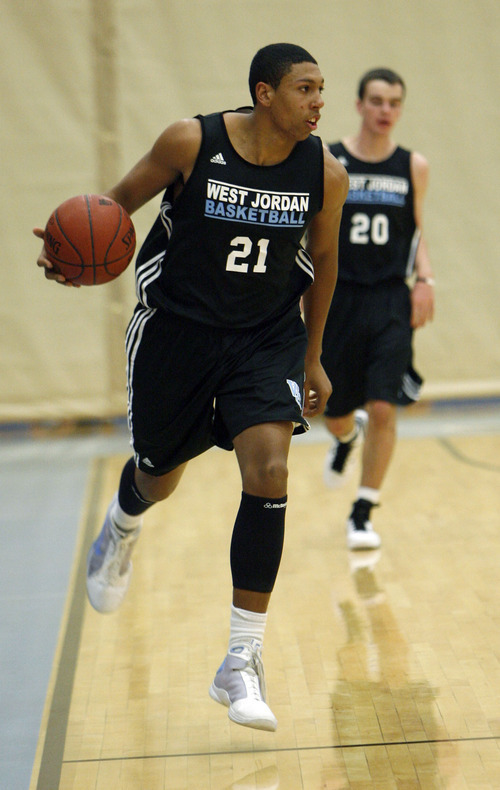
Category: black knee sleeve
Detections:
[
  {"x1": 230, "y1": 491, "x2": 287, "y2": 593},
  {"x1": 118, "y1": 457, "x2": 155, "y2": 516}
]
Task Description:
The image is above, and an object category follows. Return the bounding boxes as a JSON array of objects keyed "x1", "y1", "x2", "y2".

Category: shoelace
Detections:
[
  {"x1": 238, "y1": 649, "x2": 267, "y2": 702},
  {"x1": 105, "y1": 524, "x2": 137, "y2": 578}
]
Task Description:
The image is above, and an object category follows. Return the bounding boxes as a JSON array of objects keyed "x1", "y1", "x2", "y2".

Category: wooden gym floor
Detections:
[{"x1": 27, "y1": 410, "x2": 500, "y2": 789}]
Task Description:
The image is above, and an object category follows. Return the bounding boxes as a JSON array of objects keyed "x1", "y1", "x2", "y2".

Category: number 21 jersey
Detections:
[{"x1": 136, "y1": 112, "x2": 324, "y2": 328}]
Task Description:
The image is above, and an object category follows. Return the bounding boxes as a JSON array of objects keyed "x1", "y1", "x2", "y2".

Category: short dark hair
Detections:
[
  {"x1": 357, "y1": 68, "x2": 406, "y2": 100},
  {"x1": 249, "y1": 43, "x2": 317, "y2": 105}
]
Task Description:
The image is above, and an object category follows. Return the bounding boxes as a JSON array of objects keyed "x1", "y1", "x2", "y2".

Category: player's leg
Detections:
[
  {"x1": 321, "y1": 282, "x2": 368, "y2": 488},
  {"x1": 209, "y1": 421, "x2": 293, "y2": 732},
  {"x1": 361, "y1": 399, "x2": 397, "y2": 490},
  {"x1": 347, "y1": 283, "x2": 412, "y2": 550},
  {"x1": 209, "y1": 313, "x2": 306, "y2": 731},
  {"x1": 232, "y1": 420, "x2": 293, "y2": 609},
  {"x1": 345, "y1": 400, "x2": 396, "y2": 551}
]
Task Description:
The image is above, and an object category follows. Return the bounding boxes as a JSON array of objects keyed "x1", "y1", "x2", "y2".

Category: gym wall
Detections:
[{"x1": 2, "y1": 0, "x2": 499, "y2": 421}]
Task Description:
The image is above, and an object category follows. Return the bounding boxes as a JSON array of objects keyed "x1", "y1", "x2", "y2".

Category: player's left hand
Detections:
[
  {"x1": 33, "y1": 227, "x2": 81, "y2": 287},
  {"x1": 411, "y1": 280, "x2": 434, "y2": 328},
  {"x1": 303, "y1": 357, "x2": 332, "y2": 417}
]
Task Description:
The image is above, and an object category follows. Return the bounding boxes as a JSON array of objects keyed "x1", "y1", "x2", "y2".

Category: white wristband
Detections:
[{"x1": 416, "y1": 276, "x2": 435, "y2": 286}]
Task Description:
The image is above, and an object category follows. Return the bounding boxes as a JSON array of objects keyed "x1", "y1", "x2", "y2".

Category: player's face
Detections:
[
  {"x1": 357, "y1": 80, "x2": 404, "y2": 135},
  {"x1": 268, "y1": 62, "x2": 325, "y2": 140}
]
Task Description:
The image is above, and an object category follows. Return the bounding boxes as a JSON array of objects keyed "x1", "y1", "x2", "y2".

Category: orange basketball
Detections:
[{"x1": 44, "y1": 194, "x2": 136, "y2": 285}]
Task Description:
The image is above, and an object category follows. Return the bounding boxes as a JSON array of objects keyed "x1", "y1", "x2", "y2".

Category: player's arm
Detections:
[
  {"x1": 34, "y1": 118, "x2": 202, "y2": 285},
  {"x1": 301, "y1": 147, "x2": 349, "y2": 416},
  {"x1": 410, "y1": 151, "x2": 434, "y2": 328},
  {"x1": 105, "y1": 118, "x2": 201, "y2": 214}
]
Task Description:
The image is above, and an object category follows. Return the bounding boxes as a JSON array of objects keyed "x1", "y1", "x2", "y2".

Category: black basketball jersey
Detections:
[
  {"x1": 329, "y1": 142, "x2": 419, "y2": 285},
  {"x1": 135, "y1": 112, "x2": 324, "y2": 328}
]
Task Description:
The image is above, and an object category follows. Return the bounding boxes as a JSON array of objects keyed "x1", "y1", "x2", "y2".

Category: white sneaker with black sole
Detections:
[
  {"x1": 209, "y1": 640, "x2": 277, "y2": 731},
  {"x1": 324, "y1": 409, "x2": 368, "y2": 490}
]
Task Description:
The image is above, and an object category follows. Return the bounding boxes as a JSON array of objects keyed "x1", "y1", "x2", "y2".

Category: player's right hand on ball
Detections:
[{"x1": 32, "y1": 227, "x2": 81, "y2": 287}]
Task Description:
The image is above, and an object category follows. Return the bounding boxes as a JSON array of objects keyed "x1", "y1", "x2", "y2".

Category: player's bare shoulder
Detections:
[
  {"x1": 164, "y1": 117, "x2": 202, "y2": 143},
  {"x1": 152, "y1": 117, "x2": 203, "y2": 179},
  {"x1": 410, "y1": 150, "x2": 429, "y2": 194},
  {"x1": 411, "y1": 150, "x2": 429, "y2": 171}
]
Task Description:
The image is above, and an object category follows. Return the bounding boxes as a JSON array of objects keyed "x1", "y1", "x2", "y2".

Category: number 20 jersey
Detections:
[
  {"x1": 135, "y1": 112, "x2": 324, "y2": 329},
  {"x1": 329, "y1": 142, "x2": 419, "y2": 286}
]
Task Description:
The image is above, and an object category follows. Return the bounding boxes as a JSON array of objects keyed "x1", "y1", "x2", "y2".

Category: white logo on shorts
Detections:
[{"x1": 286, "y1": 379, "x2": 302, "y2": 409}]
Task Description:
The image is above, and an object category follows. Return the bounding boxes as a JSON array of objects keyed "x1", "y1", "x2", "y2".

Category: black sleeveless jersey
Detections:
[
  {"x1": 135, "y1": 112, "x2": 324, "y2": 328},
  {"x1": 329, "y1": 142, "x2": 419, "y2": 285}
]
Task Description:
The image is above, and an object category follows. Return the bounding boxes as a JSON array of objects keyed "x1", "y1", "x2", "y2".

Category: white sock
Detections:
[
  {"x1": 110, "y1": 494, "x2": 143, "y2": 533},
  {"x1": 357, "y1": 487, "x2": 380, "y2": 505},
  {"x1": 228, "y1": 605, "x2": 267, "y2": 652}
]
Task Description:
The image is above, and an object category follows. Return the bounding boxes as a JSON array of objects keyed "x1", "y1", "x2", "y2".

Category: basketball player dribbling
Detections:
[{"x1": 34, "y1": 43, "x2": 348, "y2": 731}]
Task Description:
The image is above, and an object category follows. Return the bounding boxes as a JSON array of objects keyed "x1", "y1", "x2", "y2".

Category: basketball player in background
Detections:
[
  {"x1": 34, "y1": 43, "x2": 348, "y2": 732},
  {"x1": 321, "y1": 68, "x2": 434, "y2": 550}
]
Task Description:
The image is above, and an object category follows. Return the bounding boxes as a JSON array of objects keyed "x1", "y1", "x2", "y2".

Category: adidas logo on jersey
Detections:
[{"x1": 210, "y1": 152, "x2": 226, "y2": 165}]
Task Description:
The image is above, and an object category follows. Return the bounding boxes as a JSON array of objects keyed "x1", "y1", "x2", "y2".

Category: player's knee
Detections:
[
  {"x1": 242, "y1": 457, "x2": 289, "y2": 497},
  {"x1": 135, "y1": 465, "x2": 185, "y2": 502},
  {"x1": 367, "y1": 400, "x2": 396, "y2": 430},
  {"x1": 326, "y1": 413, "x2": 355, "y2": 438}
]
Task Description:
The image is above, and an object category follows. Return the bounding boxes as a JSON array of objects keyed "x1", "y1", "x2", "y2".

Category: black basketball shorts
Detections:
[
  {"x1": 321, "y1": 279, "x2": 413, "y2": 417},
  {"x1": 125, "y1": 305, "x2": 309, "y2": 475}
]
